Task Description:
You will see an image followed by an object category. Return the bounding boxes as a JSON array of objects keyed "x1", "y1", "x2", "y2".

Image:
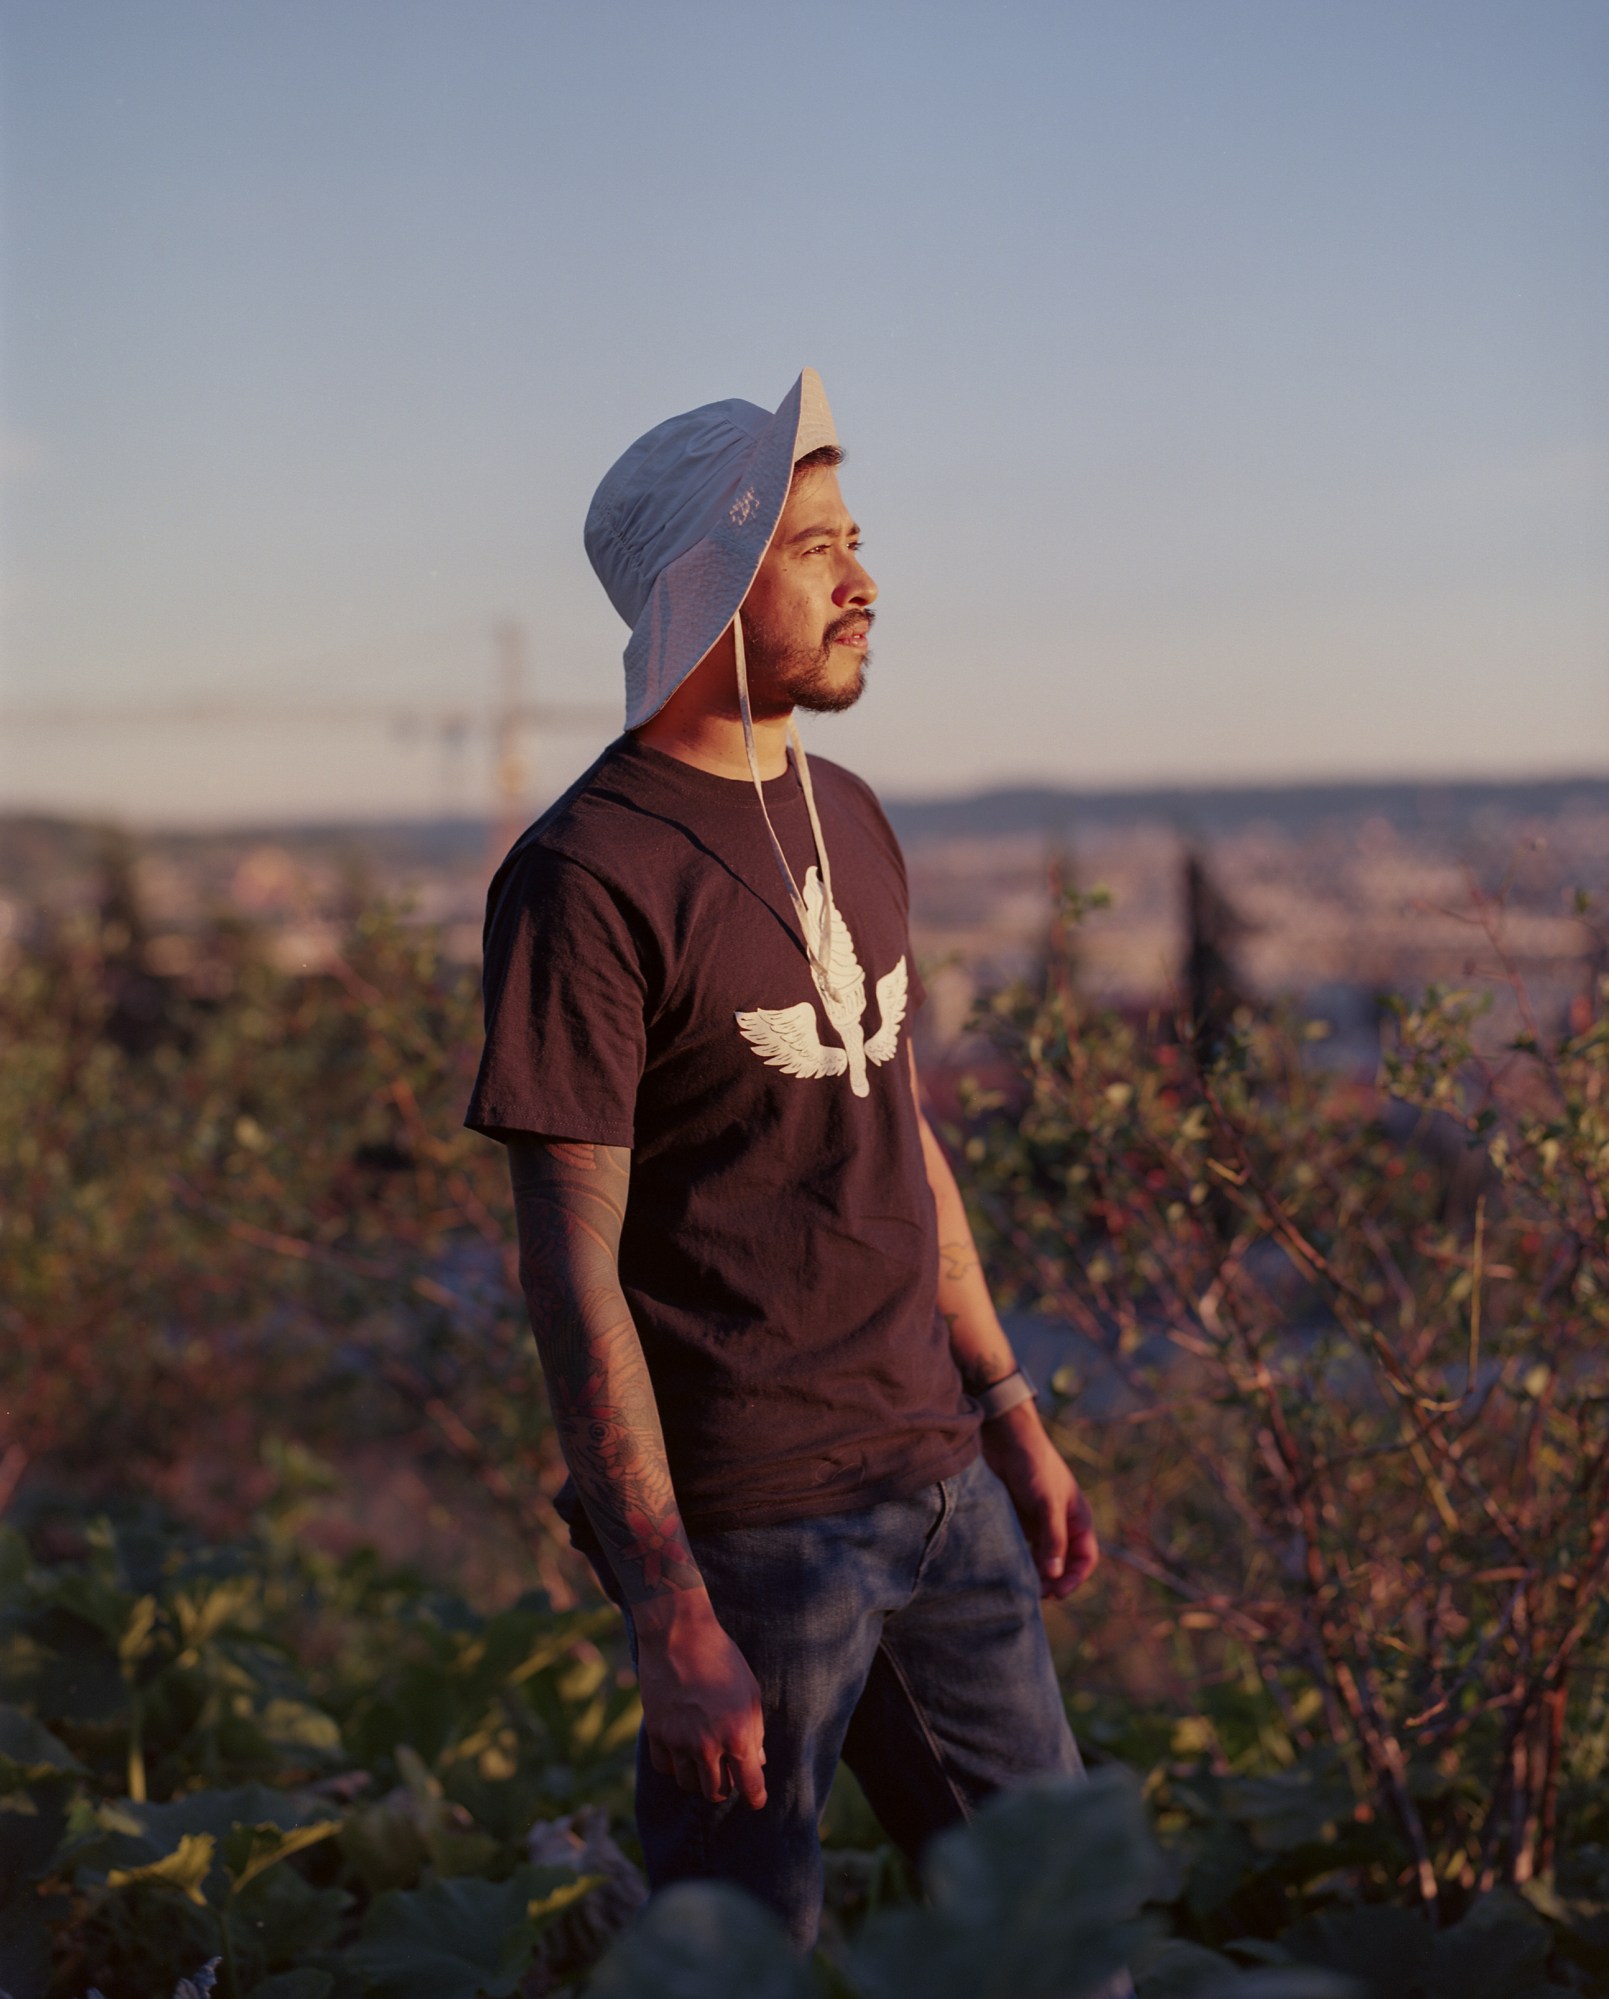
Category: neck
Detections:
[{"x1": 631, "y1": 629, "x2": 792, "y2": 781}]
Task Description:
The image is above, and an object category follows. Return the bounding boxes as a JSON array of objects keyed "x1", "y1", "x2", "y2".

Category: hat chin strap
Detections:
[{"x1": 732, "y1": 611, "x2": 844, "y2": 1005}]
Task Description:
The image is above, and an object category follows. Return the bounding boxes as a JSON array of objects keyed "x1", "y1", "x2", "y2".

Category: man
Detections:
[{"x1": 466, "y1": 369, "x2": 1100, "y2": 1950}]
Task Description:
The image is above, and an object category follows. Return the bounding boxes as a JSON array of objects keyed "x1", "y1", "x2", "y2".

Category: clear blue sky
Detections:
[{"x1": 3, "y1": 0, "x2": 1606, "y2": 823}]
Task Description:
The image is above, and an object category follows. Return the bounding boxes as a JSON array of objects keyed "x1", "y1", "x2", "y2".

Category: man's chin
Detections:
[{"x1": 789, "y1": 652, "x2": 869, "y2": 715}]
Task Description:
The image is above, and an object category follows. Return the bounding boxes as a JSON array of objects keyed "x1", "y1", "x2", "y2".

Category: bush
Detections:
[
  {"x1": 0, "y1": 905, "x2": 561, "y2": 1581},
  {"x1": 953, "y1": 884, "x2": 1609, "y2": 1934}
]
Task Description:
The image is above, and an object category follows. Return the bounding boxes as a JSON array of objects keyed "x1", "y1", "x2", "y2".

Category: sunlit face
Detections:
[{"x1": 738, "y1": 464, "x2": 878, "y2": 714}]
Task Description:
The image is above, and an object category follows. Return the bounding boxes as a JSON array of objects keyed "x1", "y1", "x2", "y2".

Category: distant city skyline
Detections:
[{"x1": 3, "y1": 0, "x2": 1606, "y2": 826}]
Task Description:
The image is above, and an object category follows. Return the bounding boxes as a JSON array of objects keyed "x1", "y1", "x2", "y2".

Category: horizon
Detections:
[{"x1": 4, "y1": 763, "x2": 1606, "y2": 846}]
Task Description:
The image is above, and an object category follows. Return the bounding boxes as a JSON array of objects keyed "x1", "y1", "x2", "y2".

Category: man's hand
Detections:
[
  {"x1": 632, "y1": 1587, "x2": 768, "y2": 1810},
  {"x1": 980, "y1": 1402, "x2": 1099, "y2": 1599}
]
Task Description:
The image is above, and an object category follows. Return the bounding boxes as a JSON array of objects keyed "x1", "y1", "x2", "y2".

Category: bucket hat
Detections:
[{"x1": 584, "y1": 367, "x2": 838, "y2": 728}]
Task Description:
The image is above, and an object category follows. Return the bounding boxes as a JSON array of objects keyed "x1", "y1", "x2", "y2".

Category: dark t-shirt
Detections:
[{"x1": 466, "y1": 734, "x2": 980, "y2": 1532}]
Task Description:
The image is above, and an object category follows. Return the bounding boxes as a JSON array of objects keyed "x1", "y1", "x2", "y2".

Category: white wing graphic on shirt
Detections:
[
  {"x1": 735, "y1": 868, "x2": 907, "y2": 1098},
  {"x1": 864, "y1": 958, "x2": 908, "y2": 1067},
  {"x1": 734, "y1": 1001, "x2": 850, "y2": 1081}
]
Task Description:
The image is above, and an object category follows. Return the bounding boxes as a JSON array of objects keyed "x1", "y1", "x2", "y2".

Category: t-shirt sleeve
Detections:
[{"x1": 464, "y1": 845, "x2": 648, "y2": 1147}]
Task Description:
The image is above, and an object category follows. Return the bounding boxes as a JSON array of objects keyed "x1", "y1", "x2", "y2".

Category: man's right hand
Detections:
[{"x1": 631, "y1": 1587, "x2": 767, "y2": 1811}]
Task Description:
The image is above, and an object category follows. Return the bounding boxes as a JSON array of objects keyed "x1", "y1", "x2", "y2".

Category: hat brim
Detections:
[{"x1": 622, "y1": 368, "x2": 837, "y2": 729}]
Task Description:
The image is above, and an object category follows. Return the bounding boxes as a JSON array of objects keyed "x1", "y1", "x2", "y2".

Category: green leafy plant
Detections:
[{"x1": 0, "y1": 1514, "x2": 637, "y2": 1999}]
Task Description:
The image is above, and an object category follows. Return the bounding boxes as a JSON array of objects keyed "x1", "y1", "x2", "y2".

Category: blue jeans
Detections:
[{"x1": 599, "y1": 1452, "x2": 1085, "y2": 1950}]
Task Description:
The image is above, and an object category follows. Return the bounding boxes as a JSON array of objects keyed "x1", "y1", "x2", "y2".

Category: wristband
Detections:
[{"x1": 974, "y1": 1366, "x2": 1036, "y2": 1421}]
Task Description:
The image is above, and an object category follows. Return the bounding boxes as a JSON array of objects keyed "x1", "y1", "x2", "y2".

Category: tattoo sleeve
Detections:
[{"x1": 507, "y1": 1135, "x2": 702, "y2": 1605}]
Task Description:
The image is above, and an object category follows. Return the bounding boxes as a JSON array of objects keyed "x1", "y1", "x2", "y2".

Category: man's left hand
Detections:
[{"x1": 980, "y1": 1402, "x2": 1099, "y2": 1599}]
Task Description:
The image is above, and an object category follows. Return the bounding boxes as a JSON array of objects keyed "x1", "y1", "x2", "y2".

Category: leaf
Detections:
[
  {"x1": 1182, "y1": 1821, "x2": 1257, "y2": 1920},
  {"x1": 853, "y1": 1767, "x2": 1159, "y2": 1999},
  {"x1": 1137, "y1": 1938, "x2": 1248, "y2": 1997},
  {"x1": 248, "y1": 1974, "x2": 335, "y2": 1999},
  {"x1": 338, "y1": 1795, "x2": 428, "y2": 1895},
  {"x1": 46, "y1": 1573, "x2": 136, "y2": 1647},
  {"x1": 1138, "y1": 1942, "x2": 1355, "y2": 1998},
  {"x1": 106, "y1": 1830, "x2": 216, "y2": 1906},
  {"x1": 348, "y1": 1866, "x2": 557, "y2": 1999},
  {"x1": 393, "y1": 1741, "x2": 443, "y2": 1801},
  {"x1": 221, "y1": 1817, "x2": 341, "y2": 1893},
  {"x1": 1281, "y1": 1908, "x2": 1432, "y2": 1999},
  {"x1": 116, "y1": 1594, "x2": 160, "y2": 1665},
  {"x1": 0, "y1": 1525, "x2": 30, "y2": 1597},
  {"x1": 257, "y1": 1699, "x2": 343, "y2": 1763},
  {"x1": 0, "y1": 1772, "x2": 72, "y2": 1890},
  {"x1": 0, "y1": 1704, "x2": 84, "y2": 1779},
  {"x1": 1430, "y1": 1903, "x2": 1555, "y2": 1999},
  {"x1": 70, "y1": 1784, "x2": 331, "y2": 1889},
  {"x1": 586, "y1": 1881, "x2": 811, "y2": 1999},
  {"x1": 13, "y1": 1609, "x2": 127, "y2": 1725},
  {"x1": 0, "y1": 1887, "x2": 58, "y2": 1999},
  {"x1": 527, "y1": 1871, "x2": 603, "y2": 1925},
  {"x1": 1198, "y1": 1978, "x2": 1360, "y2": 1999},
  {"x1": 1218, "y1": 1769, "x2": 1349, "y2": 1854},
  {"x1": 224, "y1": 1864, "x2": 349, "y2": 1962}
]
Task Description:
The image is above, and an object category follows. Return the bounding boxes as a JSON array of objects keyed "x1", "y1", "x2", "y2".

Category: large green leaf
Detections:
[
  {"x1": 853, "y1": 1768, "x2": 1158, "y2": 1999},
  {"x1": 8, "y1": 1607, "x2": 126, "y2": 1724},
  {"x1": 70, "y1": 1783, "x2": 333, "y2": 1896},
  {"x1": 221, "y1": 1817, "x2": 341, "y2": 1893},
  {"x1": 250, "y1": 1973, "x2": 335, "y2": 1999},
  {"x1": 1136, "y1": 1941, "x2": 1356, "y2": 1999},
  {"x1": 224, "y1": 1867, "x2": 350, "y2": 1979},
  {"x1": 1217, "y1": 1769, "x2": 1351, "y2": 1856},
  {"x1": 0, "y1": 1525, "x2": 30, "y2": 1598},
  {"x1": 46, "y1": 1571, "x2": 138, "y2": 1648},
  {"x1": 337, "y1": 1793, "x2": 428, "y2": 1895},
  {"x1": 1137, "y1": 1939, "x2": 1251, "y2": 1997},
  {"x1": 106, "y1": 1829, "x2": 216, "y2": 1905},
  {"x1": 0, "y1": 1772, "x2": 73, "y2": 1889},
  {"x1": 586, "y1": 1881, "x2": 810, "y2": 1999},
  {"x1": 1428, "y1": 1897, "x2": 1565, "y2": 1999},
  {"x1": 1281, "y1": 1908, "x2": 1432, "y2": 1999},
  {"x1": 0, "y1": 1702, "x2": 85, "y2": 1778},
  {"x1": 0, "y1": 1888, "x2": 60, "y2": 1999},
  {"x1": 347, "y1": 1866, "x2": 573, "y2": 1999},
  {"x1": 257, "y1": 1698, "x2": 344, "y2": 1765}
]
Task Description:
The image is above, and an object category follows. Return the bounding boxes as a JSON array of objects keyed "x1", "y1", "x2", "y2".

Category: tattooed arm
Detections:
[
  {"x1": 907, "y1": 1047, "x2": 1099, "y2": 1599},
  {"x1": 507, "y1": 1136, "x2": 766, "y2": 1808}
]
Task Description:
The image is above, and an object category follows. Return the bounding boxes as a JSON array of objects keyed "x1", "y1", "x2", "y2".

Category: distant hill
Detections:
[
  {"x1": 879, "y1": 775, "x2": 1609, "y2": 846},
  {"x1": 3, "y1": 775, "x2": 1606, "y2": 896}
]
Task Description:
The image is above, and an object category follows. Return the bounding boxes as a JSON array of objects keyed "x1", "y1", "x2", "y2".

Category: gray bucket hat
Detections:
[{"x1": 584, "y1": 367, "x2": 838, "y2": 728}]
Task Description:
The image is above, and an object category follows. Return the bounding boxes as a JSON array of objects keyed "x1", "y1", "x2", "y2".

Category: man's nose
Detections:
[{"x1": 834, "y1": 554, "x2": 877, "y2": 608}]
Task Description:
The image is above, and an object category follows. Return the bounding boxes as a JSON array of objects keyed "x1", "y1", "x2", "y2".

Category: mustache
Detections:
[{"x1": 825, "y1": 610, "x2": 875, "y2": 643}]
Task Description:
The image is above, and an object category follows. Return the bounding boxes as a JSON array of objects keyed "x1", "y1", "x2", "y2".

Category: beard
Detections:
[{"x1": 743, "y1": 612, "x2": 872, "y2": 714}]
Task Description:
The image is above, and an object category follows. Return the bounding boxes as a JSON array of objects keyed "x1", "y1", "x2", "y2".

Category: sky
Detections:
[{"x1": 2, "y1": 0, "x2": 1606, "y2": 825}]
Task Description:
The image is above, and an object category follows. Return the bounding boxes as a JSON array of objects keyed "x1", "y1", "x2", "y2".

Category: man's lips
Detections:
[{"x1": 830, "y1": 620, "x2": 872, "y2": 649}]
